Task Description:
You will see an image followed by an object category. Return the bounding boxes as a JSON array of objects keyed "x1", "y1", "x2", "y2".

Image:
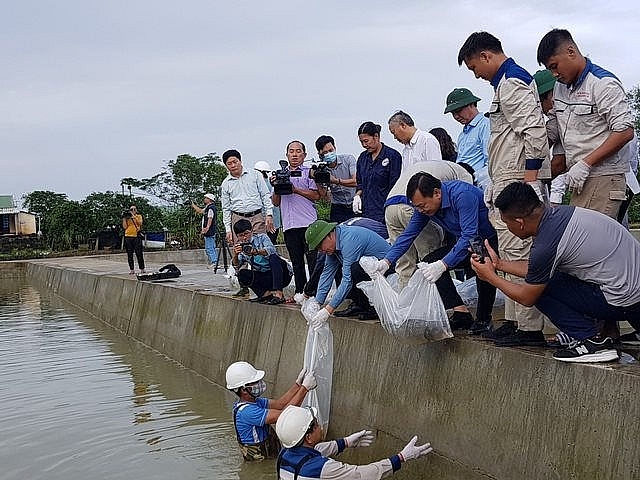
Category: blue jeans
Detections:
[
  {"x1": 204, "y1": 236, "x2": 218, "y2": 264},
  {"x1": 535, "y1": 272, "x2": 640, "y2": 340}
]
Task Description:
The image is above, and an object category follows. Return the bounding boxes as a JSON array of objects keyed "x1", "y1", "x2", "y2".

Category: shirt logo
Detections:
[{"x1": 381, "y1": 158, "x2": 389, "y2": 167}]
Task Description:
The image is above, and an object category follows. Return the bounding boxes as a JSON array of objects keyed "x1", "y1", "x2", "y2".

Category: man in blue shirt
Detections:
[
  {"x1": 305, "y1": 220, "x2": 391, "y2": 323},
  {"x1": 231, "y1": 219, "x2": 292, "y2": 305},
  {"x1": 225, "y1": 361, "x2": 317, "y2": 461},
  {"x1": 376, "y1": 172, "x2": 499, "y2": 335},
  {"x1": 444, "y1": 87, "x2": 491, "y2": 190}
]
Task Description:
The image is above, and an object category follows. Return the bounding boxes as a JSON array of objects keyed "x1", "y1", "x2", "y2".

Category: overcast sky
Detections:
[{"x1": 2, "y1": 0, "x2": 638, "y2": 204}]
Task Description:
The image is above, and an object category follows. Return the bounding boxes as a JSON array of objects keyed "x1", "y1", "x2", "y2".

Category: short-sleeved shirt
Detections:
[
  {"x1": 279, "y1": 165, "x2": 318, "y2": 231},
  {"x1": 457, "y1": 112, "x2": 490, "y2": 173},
  {"x1": 356, "y1": 144, "x2": 402, "y2": 224},
  {"x1": 328, "y1": 154, "x2": 357, "y2": 205},
  {"x1": 527, "y1": 206, "x2": 640, "y2": 307},
  {"x1": 401, "y1": 129, "x2": 443, "y2": 169},
  {"x1": 234, "y1": 398, "x2": 270, "y2": 445}
]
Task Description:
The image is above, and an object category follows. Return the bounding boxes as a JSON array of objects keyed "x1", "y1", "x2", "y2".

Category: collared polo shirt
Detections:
[{"x1": 356, "y1": 143, "x2": 402, "y2": 224}]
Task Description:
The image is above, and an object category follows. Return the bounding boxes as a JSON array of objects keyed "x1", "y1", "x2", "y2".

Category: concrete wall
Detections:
[{"x1": 20, "y1": 261, "x2": 640, "y2": 479}]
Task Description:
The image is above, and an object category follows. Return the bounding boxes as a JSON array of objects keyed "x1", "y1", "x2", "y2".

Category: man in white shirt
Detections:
[
  {"x1": 221, "y1": 149, "x2": 274, "y2": 245},
  {"x1": 388, "y1": 111, "x2": 442, "y2": 170}
]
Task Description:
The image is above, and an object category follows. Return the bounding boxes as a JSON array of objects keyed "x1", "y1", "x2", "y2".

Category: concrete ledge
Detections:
[{"x1": 15, "y1": 259, "x2": 640, "y2": 479}]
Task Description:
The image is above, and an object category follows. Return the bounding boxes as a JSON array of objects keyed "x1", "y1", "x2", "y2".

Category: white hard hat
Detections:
[
  {"x1": 204, "y1": 193, "x2": 216, "y2": 201},
  {"x1": 225, "y1": 361, "x2": 265, "y2": 390},
  {"x1": 254, "y1": 161, "x2": 272, "y2": 172},
  {"x1": 275, "y1": 405, "x2": 318, "y2": 448}
]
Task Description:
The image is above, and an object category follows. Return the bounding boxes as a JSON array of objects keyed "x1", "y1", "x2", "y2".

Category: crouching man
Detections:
[
  {"x1": 275, "y1": 405, "x2": 433, "y2": 479},
  {"x1": 226, "y1": 361, "x2": 317, "y2": 461},
  {"x1": 231, "y1": 219, "x2": 292, "y2": 305},
  {"x1": 471, "y1": 182, "x2": 640, "y2": 363},
  {"x1": 305, "y1": 220, "x2": 391, "y2": 323}
]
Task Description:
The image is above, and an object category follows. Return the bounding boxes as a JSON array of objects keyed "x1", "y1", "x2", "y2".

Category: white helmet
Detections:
[
  {"x1": 254, "y1": 161, "x2": 272, "y2": 173},
  {"x1": 225, "y1": 361, "x2": 265, "y2": 390},
  {"x1": 275, "y1": 405, "x2": 318, "y2": 448}
]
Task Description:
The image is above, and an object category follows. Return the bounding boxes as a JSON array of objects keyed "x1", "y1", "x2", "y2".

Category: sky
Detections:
[{"x1": 2, "y1": 0, "x2": 638, "y2": 204}]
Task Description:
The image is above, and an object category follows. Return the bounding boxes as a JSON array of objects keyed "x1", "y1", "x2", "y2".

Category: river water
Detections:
[{"x1": 0, "y1": 279, "x2": 276, "y2": 480}]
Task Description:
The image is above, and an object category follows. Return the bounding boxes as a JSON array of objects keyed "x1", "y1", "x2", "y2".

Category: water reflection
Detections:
[{"x1": 0, "y1": 279, "x2": 276, "y2": 480}]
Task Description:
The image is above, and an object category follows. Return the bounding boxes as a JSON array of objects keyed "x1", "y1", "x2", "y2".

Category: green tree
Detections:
[
  {"x1": 22, "y1": 191, "x2": 70, "y2": 238},
  {"x1": 82, "y1": 191, "x2": 164, "y2": 233},
  {"x1": 127, "y1": 153, "x2": 228, "y2": 247}
]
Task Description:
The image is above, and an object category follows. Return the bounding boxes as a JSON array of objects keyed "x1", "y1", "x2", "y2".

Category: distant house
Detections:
[{"x1": 0, "y1": 195, "x2": 37, "y2": 236}]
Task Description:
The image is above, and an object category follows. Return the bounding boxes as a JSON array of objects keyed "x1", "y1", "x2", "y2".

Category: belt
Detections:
[{"x1": 232, "y1": 209, "x2": 262, "y2": 218}]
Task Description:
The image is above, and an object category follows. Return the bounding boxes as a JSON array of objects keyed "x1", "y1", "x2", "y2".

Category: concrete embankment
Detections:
[{"x1": 9, "y1": 251, "x2": 640, "y2": 479}]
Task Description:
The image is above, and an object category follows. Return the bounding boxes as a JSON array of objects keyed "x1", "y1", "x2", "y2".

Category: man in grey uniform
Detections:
[
  {"x1": 537, "y1": 28, "x2": 634, "y2": 219},
  {"x1": 471, "y1": 182, "x2": 640, "y2": 363}
]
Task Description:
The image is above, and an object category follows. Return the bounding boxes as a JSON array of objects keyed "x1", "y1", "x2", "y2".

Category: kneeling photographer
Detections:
[{"x1": 231, "y1": 219, "x2": 292, "y2": 305}]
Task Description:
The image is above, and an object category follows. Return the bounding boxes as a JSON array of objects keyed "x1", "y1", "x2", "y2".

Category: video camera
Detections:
[
  {"x1": 272, "y1": 160, "x2": 302, "y2": 195},
  {"x1": 310, "y1": 161, "x2": 331, "y2": 186}
]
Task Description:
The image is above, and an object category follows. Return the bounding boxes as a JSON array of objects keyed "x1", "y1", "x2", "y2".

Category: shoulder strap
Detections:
[{"x1": 277, "y1": 450, "x2": 317, "y2": 480}]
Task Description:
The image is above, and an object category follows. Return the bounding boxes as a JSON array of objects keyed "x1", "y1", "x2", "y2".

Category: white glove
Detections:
[
  {"x1": 345, "y1": 430, "x2": 375, "y2": 448},
  {"x1": 483, "y1": 181, "x2": 494, "y2": 210},
  {"x1": 293, "y1": 292, "x2": 305, "y2": 305},
  {"x1": 418, "y1": 260, "x2": 446, "y2": 283},
  {"x1": 566, "y1": 160, "x2": 591, "y2": 195},
  {"x1": 352, "y1": 194, "x2": 362, "y2": 214},
  {"x1": 399, "y1": 435, "x2": 433, "y2": 462},
  {"x1": 527, "y1": 180, "x2": 549, "y2": 205},
  {"x1": 296, "y1": 367, "x2": 307, "y2": 385},
  {"x1": 310, "y1": 307, "x2": 330, "y2": 331},
  {"x1": 301, "y1": 370, "x2": 317, "y2": 391},
  {"x1": 374, "y1": 259, "x2": 390, "y2": 275}
]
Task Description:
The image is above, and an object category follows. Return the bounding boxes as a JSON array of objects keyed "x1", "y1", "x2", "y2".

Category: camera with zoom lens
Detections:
[
  {"x1": 241, "y1": 242, "x2": 253, "y2": 255},
  {"x1": 121, "y1": 209, "x2": 133, "y2": 219},
  {"x1": 272, "y1": 159, "x2": 302, "y2": 195},
  {"x1": 310, "y1": 161, "x2": 331, "y2": 186}
]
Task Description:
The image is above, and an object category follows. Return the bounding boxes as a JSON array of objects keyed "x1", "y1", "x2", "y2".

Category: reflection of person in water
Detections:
[{"x1": 133, "y1": 381, "x2": 152, "y2": 423}]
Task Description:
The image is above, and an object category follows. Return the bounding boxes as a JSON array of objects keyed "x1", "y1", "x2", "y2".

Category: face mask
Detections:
[
  {"x1": 246, "y1": 380, "x2": 266, "y2": 398},
  {"x1": 322, "y1": 151, "x2": 337, "y2": 163}
]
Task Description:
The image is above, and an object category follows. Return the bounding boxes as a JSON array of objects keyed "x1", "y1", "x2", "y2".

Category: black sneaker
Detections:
[
  {"x1": 482, "y1": 320, "x2": 517, "y2": 340},
  {"x1": 449, "y1": 311, "x2": 474, "y2": 330},
  {"x1": 495, "y1": 329, "x2": 547, "y2": 347},
  {"x1": 619, "y1": 331, "x2": 640, "y2": 346},
  {"x1": 469, "y1": 320, "x2": 491, "y2": 335},
  {"x1": 553, "y1": 337, "x2": 619, "y2": 363}
]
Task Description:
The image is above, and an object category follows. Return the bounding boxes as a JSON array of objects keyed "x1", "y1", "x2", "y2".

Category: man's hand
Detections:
[
  {"x1": 301, "y1": 371, "x2": 317, "y2": 391},
  {"x1": 295, "y1": 367, "x2": 307, "y2": 385},
  {"x1": 526, "y1": 180, "x2": 548, "y2": 204},
  {"x1": 226, "y1": 232, "x2": 233, "y2": 244},
  {"x1": 352, "y1": 194, "x2": 362, "y2": 214},
  {"x1": 232, "y1": 244, "x2": 243, "y2": 255},
  {"x1": 566, "y1": 160, "x2": 591, "y2": 194},
  {"x1": 310, "y1": 308, "x2": 330, "y2": 331},
  {"x1": 470, "y1": 240, "x2": 500, "y2": 281},
  {"x1": 201, "y1": 227, "x2": 208, "y2": 235},
  {"x1": 374, "y1": 259, "x2": 390, "y2": 275},
  {"x1": 345, "y1": 430, "x2": 375, "y2": 448},
  {"x1": 483, "y1": 182, "x2": 494, "y2": 210},
  {"x1": 266, "y1": 215, "x2": 275, "y2": 233},
  {"x1": 398, "y1": 436, "x2": 433, "y2": 462},
  {"x1": 417, "y1": 261, "x2": 446, "y2": 283}
]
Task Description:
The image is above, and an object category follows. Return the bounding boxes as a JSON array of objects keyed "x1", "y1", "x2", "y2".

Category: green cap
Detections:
[
  {"x1": 305, "y1": 220, "x2": 337, "y2": 250},
  {"x1": 444, "y1": 88, "x2": 481, "y2": 114},
  {"x1": 534, "y1": 69, "x2": 556, "y2": 96}
]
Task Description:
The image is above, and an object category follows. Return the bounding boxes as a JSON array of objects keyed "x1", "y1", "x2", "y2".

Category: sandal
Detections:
[
  {"x1": 284, "y1": 297, "x2": 297, "y2": 304},
  {"x1": 267, "y1": 296, "x2": 286, "y2": 305}
]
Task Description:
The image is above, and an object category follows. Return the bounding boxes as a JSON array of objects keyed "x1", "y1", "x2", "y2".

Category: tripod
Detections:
[{"x1": 214, "y1": 226, "x2": 232, "y2": 274}]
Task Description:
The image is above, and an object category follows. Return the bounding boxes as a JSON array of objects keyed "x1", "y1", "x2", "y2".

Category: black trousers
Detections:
[
  {"x1": 422, "y1": 235, "x2": 499, "y2": 323},
  {"x1": 284, "y1": 227, "x2": 317, "y2": 293},
  {"x1": 303, "y1": 252, "x2": 342, "y2": 297},
  {"x1": 348, "y1": 263, "x2": 376, "y2": 310},
  {"x1": 237, "y1": 255, "x2": 293, "y2": 298},
  {"x1": 124, "y1": 236, "x2": 145, "y2": 270},
  {"x1": 329, "y1": 204, "x2": 354, "y2": 223}
]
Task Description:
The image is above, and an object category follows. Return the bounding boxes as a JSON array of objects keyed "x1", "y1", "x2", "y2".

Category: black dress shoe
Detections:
[
  {"x1": 449, "y1": 311, "x2": 474, "y2": 330},
  {"x1": 250, "y1": 295, "x2": 274, "y2": 303},
  {"x1": 334, "y1": 305, "x2": 366, "y2": 317}
]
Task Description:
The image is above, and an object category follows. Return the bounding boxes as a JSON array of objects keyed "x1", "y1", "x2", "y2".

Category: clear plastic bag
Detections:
[
  {"x1": 358, "y1": 256, "x2": 452, "y2": 345},
  {"x1": 300, "y1": 297, "x2": 333, "y2": 434},
  {"x1": 454, "y1": 277, "x2": 505, "y2": 309}
]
